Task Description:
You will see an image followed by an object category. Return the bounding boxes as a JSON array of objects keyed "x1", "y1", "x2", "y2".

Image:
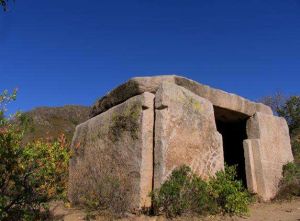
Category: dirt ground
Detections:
[{"x1": 49, "y1": 198, "x2": 300, "y2": 221}]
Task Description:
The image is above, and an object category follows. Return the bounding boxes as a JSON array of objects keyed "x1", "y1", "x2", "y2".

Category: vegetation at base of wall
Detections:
[
  {"x1": 76, "y1": 174, "x2": 129, "y2": 217},
  {"x1": 275, "y1": 162, "x2": 300, "y2": 200},
  {"x1": 209, "y1": 165, "x2": 252, "y2": 215},
  {"x1": 0, "y1": 90, "x2": 70, "y2": 220},
  {"x1": 151, "y1": 166, "x2": 217, "y2": 217},
  {"x1": 151, "y1": 165, "x2": 251, "y2": 218}
]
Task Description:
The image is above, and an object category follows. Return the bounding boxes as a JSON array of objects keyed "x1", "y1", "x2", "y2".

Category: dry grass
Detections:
[{"x1": 68, "y1": 152, "x2": 131, "y2": 216}]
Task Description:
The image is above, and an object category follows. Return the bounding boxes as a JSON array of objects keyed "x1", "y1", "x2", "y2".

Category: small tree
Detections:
[
  {"x1": 0, "y1": 90, "x2": 70, "y2": 220},
  {"x1": 0, "y1": 0, "x2": 8, "y2": 11},
  {"x1": 260, "y1": 93, "x2": 300, "y2": 135},
  {"x1": 0, "y1": 89, "x2": 17, "y2": 121},
  {"x1": 277, "y1": 96, "x2": 300, "y2": 135},
  {"x1": 260, "y1": 93, "x2": 300, "y2": 162},
  {"x1": 259, "y1": 92, "x2": 286, "y2": 115}
]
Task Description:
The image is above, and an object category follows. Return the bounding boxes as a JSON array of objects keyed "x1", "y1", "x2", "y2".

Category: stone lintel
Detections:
[{"x1": 90, "y1": 75, "x2": 272, "y2": 118}]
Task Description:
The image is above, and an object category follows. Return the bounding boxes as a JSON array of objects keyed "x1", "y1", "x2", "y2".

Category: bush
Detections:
[
  {"x1": 151, "y1": 165, "x2": 251, "y2": 218},
  {"x1": 0, "y1": 90, "x2": 70, "y2": 220},
  {"x1": 275, "y1": 162, "x2": 300, "y2": 200},
  {"x1": 209, "y1": 165, "x2": 251, "y2": 215},
  {"x1": 151, "y1": 166, "x2": 217, "y2": 217},
  {"x1": 277, "y1": 96, "x2": 300, "y2": 135},
  {"x1": 291, "y1": 133, "x2": 300, "y2": 163},
  {"x1": 0, "y1": 125, "x2": 70, "y2": 220}
]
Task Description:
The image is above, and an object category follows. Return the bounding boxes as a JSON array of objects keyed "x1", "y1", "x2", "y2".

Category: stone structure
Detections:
[{"x1": 68, "y1": 75, "x2": 294, "y2": 211}]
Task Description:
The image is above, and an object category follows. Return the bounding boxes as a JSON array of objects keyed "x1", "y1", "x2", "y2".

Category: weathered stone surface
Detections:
[
  {"x1": 90, "y1": 75, "x2": 272, "y2": 118},
  {"x1": 154, "y1": 83, "x2": 224, "y2": 189},
  {"x1": 72, "y1": 75, "x2": 292, "y2": 207},
  {"x1": 90, "y1": 76, "x2": 176, "y2": 118},
  {"x1": 174, "y1": 77, "x2": 272, "y2": 117},
  {"x1": 68, "y1": 92, "x2": 154, "y2": 211},
  {"x1": 243, "y1": 112, "x2": 294, "y2": 200}
]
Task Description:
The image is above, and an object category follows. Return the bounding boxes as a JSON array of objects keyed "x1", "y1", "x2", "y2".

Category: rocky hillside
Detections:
[{"x1": 17, "y1": 105, "x2": 90, "y2": 144}]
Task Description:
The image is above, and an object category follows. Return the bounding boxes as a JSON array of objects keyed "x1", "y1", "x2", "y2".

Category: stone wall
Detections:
[
  {"x1": 90, "y1": 75, "x2": 272, "y2": 118},
  {"x1": 243, "y1": 113, "x2": 294, "y2": 200},
  {"x1": 154, "y1": 83, "x2": 223, "y2": 189},
  {"x1": 68, "y1": 92, "x2": 154, "y2": 210},
  {"x1": 69, "y1": 76, "x2": 294, "y2": 211}
]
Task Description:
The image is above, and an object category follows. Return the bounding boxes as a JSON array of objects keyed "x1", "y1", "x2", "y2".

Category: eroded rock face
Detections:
[
  {"x1": 68, "y1": 92, "x2": 154, "y2": 211},
  {"x1": 90, "y1": 75, "x2": 272, "y2": 118},
  {"x1": 154, "y1": 83, "x2": 224, "y2": 189},
  {"x1": 243, "y1": 112, "x2": 294, "y2": 200}
]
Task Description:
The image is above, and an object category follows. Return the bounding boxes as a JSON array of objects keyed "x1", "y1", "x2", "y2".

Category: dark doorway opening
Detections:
[{"x1": 214, "y1": 106, "x2": 248, "y2": 186}]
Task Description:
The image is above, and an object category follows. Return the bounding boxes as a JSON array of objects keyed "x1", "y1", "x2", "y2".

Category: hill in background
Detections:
[{"x1": 17, "y1": 105, "x2": 90, "y2": 144}]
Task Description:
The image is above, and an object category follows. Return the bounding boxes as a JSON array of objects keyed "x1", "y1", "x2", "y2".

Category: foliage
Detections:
[
  {"x1": 151, "y1": 165, "x2": 251, "y2": 218},
  {"x1": 0, "y1": 0, "x2": 6, "y2": 11},
  {"x1": 277, "y1": 96, "x2": 300, "y2": 135},
  {"x1": 18, "y1": 113, "x2": 34, "y2": 132},
  {"x1": 282, "y1": 162, "x2": 300, "y2": 184},
  {"x1": 0, "y1": 127, "x2": 70, "y2": 220},
  {"x1": 276, "y1": 162, "x2": 300, "y2": 200},
  {"x1": 0, "y1": 0, "x2": 11, "y2": 11},
  {"x1": 260, "y1": 93, "x2": 300, "y2": 162},
  {"x1": 151, "y1": 166, "x2": 217, "y2": 217},
  {"x1": 260, "y1": 93, "x2": 300, "y2": 135},
  {"x1": 259, "y1": 92, "x2": 286, "y2": 115},
  {"x1": 0, "y1": 89, "x2": 17, "y2": 121},
  {"x1": 291, "y1": 136, "x2": 300, "y2": 163},
  {"x1": 0, "y1": 90, "x2": 70, "y2": 220},
  {"x1": 209, "y1": 165, "x2": 251, "y2": 215}
]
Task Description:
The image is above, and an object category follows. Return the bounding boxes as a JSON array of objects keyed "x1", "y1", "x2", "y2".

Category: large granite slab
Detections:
[
  {"x1": 90, "y1": 75, "x2": 272, "y2": 118},
  {"x1": 68, "y1": 92, "x2": 155, "y2": 211},
  {"x1": 154, "y1": 83, "x2": 224, "y2": 189}
]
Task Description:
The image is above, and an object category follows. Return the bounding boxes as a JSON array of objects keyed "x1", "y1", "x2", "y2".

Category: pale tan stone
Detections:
[
  {"x1": 90, "y1": 75, "x2": 272, "y2": 118},
  {"x1": 243, "y1": 139, "x2": 267, "y2": 196},
  {"x1": 73, "y1": 75, "x2": 292, "y2": 207},
  {"x1": 68, "y1": 92, "x2": 155, "y2": 211},
  {"x1": 90, "y1": 76, "x2": 176, "y2": 117},
  {"x1": 244, "y1": 113, "x2": 294, "y2": 200},
  {"x1": 154, "y1": 82, "x2": 224, "y2": 189},
  {"x1": 174, "y1": 77, "x2": 272, "y2": 117}
]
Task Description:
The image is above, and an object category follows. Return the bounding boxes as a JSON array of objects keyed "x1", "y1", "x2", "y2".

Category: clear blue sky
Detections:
[{"x1": 1, "y1": 0, "x2": 300, "y2": 114}]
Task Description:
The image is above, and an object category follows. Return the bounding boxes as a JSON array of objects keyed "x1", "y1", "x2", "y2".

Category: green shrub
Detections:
[
  {"x1": 275, "y1": 162, "x2": 300, "y2": 200},
  {"x1": 0, "y1": 89, "x2": 17, "y2": 121},
  {"x1": 0, "y1": 90, "x2": 70, "y2": 220},
  {"x1": 209, "y1": 165, "x2": 251, "y2": 215},
  {"x1": 0, "y1": 125, "x2": 70, "y2": 220},
  {"x1": 291, "y1": 138, "x2": 300, "y2": 163},
  {"x1": 151, "y1": 165, "x2": 251, "y2": 218},
  {"x1": 151, "y1": 166, "x2": 216, "y2": 217}
]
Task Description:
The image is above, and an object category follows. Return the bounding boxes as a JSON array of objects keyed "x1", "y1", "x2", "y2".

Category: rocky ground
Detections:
[{"x1": 49, "y1": 198, "x2": 300, "y2": 221}]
